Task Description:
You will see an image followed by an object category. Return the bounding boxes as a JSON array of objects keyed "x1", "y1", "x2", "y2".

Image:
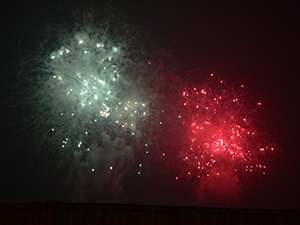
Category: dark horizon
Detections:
[{"x1": 0, "y1": 0, "x2": 299, "y2": 210}]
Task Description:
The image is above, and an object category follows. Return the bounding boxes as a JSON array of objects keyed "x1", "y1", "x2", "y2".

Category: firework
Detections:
[
  {"x1": 22, "y1": 12, "x2": 164, "y2": 202},
  {"x1": 17, "y1": 9, "x2": 274, "y2": 204},
  {"x1": 153, "y1": 73, "x2": 274, "y2": 204}
]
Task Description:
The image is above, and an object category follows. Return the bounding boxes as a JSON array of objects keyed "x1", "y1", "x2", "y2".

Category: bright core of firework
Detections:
[{"x1": 49, "y1": 33, "x2": 147, "y2": 130}]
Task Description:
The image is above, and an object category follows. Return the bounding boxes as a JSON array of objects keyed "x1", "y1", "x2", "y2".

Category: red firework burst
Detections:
[{"x1": 154, "y1": 74, "x2": 274, "y2": 187}]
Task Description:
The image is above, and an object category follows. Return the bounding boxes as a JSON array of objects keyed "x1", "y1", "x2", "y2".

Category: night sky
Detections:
[{"x1": 0, "y1": 0, "x2": 299, "y2": 210}]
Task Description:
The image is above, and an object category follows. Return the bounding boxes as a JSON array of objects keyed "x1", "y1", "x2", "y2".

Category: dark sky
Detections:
[{"x1": 0, "y1": 0, "x2": 299, "y2": 210}]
